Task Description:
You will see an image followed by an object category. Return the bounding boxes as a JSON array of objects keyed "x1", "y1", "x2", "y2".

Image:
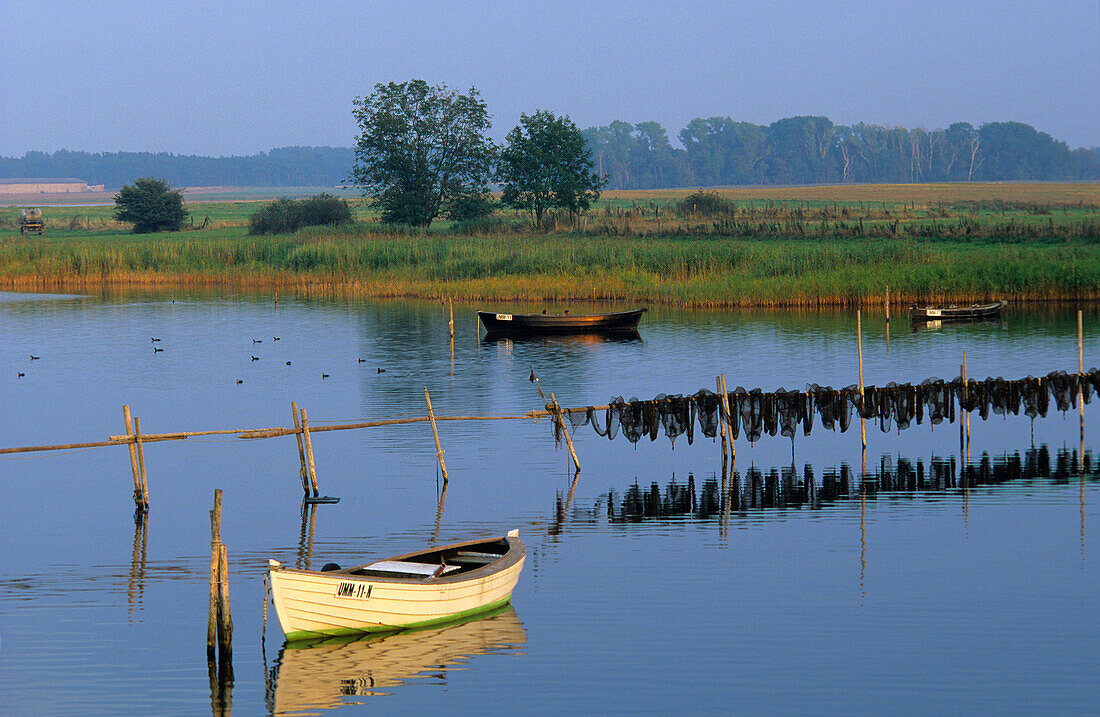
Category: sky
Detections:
[{"x1": 2, "y1": 0, "x2": 1097, "y2": 157}]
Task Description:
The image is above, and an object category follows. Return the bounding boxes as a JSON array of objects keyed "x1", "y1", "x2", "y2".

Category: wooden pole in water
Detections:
[
  {"x1": 449, "y1": 301, "x2": 454, "y2": 338},
  {"x1": 207, "y1": 489, "x2": 222, "y2": 662},
  {"x1": 291, "y1": 402, "x2": 309, "y2": 495},
  {"x1": 123, "y1": 405, "x2": 142, "y2": 509},
  {"x1": 721, "y1": 373, "x2": 734, "y2": 459},
  {"x1": 963, "y1": 351, "x2": 971, "y2": 452},
  {"x1": 1079, "y1": 310, "x2": 1085, "y2": 445},
  {"x1": 425, "y1": 388, "x2": 449, "y2": 483},
  {"x1": 299, "y1": 409, "x2": 320, "y2": 497},
  {"x1": 885, "y1": 286, "x2": 891, "y2": 353},
  {"x1": 550, "y1": 392, "x2": 581, "y2": 473},
  {"x1": 857, "y1": 311, "x2": 866, "y2": 450},
  {"x1": 134, "y1": 417, "x2": 150, "y2": 511},
  {"x1": 217, "y1": 543, "x2": 233, "y2": 664},
  {"x1": 717, "y1": 376, "x2": 728, "y2": 462},
  {"x1": 1079, "y1": 310, "x2": 1085, "y2": 375}
]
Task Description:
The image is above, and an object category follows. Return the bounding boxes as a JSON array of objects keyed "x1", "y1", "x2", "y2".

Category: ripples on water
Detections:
[{"x1": 1, "y1": 291, "x2": 1098, "y2": 714}]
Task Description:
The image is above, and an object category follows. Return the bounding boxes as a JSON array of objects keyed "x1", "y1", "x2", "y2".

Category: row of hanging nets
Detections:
[{"x1": 558, "y1": 369, "x2": 1100, "y2": 445}]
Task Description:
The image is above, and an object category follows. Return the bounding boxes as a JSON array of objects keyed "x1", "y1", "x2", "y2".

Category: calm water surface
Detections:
[{"x1": 1, "y1": 291, "x2": 1098, "y2": 715}]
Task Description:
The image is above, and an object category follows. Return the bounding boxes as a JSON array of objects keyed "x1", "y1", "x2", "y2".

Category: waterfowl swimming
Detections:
[
  {"x1": 377, "y1": 368, "x2": 386, "y2": 373},
  {"x1": 285, "y1": 361, "x2": 291, "y2": 365},
  {"x1": 236, "y1": 379, "x2": 243, "y2": 384},
  {"x1": 273, "y1": 337, "x2": 280, "y2": 341},
  {"x1": 322, "y1": 373, "x2": 330, "y2": 378},
  {"x1": 29, "y1": 355, "x2": 40, "y2": 360},
  {"x1": 17, "y1": 372, "x2": 24, "y2": 377},
  {"x1": 153, "y1": 347, "x2": 163, "y2": 353},
  {"x1": 151, "y1": 337, "x2": 161, "y2": 342},
  {"x1": 251, "y1": 355, "x2": 259, "y2": 361},
  {"x1": 253, "y1": 339, "x2": 262, "y2": 343}
]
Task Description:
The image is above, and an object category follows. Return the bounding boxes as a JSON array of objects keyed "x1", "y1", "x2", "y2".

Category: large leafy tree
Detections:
[
  {"x1": 499, "y1": 110, "x2": 606, "y2": 228},
  {"x1": 113, "y1": 177, "x2": 188, "y2": 233},
  {"x1": 350, "y1": 80, "x2": 496, "y2": 227}
]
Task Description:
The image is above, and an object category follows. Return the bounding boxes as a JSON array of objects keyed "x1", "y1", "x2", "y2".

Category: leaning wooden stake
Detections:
[
  {"x1": 550, "y1": 392, "x2": 581, "y2": 472},
  {"x1": 717, "y1": 376, "x2": 728, "y2": 462},
  {"x1": 857, "y1": 311, "x2": 867, "y2": 450},
  {"x1": 207, "y1": 489, "x2": 222, "y2": 662},
  {"x1": 720, "y1": 373, "x2": 735, "y2": 460},
  {"x1": 425, "y1": 388, "x2": 449, "y2": 483},
  {"x1": 123, "y1": 405, "x2": 143, "y2": 509},
  {"x1": 291, "y1": 401, "x2": 309, "y2": 495},
  {"x1": 133, "y1": 416, "x2": 150, "y2": 511},
  {"x1": 299, "y1": 408, "x2": 320, "y2": 497},
  {"x1": 720, "y1": 374, "x2": 734, "y2": 458}
]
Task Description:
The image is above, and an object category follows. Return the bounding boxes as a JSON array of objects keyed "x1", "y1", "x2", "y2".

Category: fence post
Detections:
[{"x1": 425, "y1": 388, "x2": 449, "y2": 483}]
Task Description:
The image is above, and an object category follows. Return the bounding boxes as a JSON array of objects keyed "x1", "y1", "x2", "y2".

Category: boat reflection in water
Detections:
[
  {"x1": 481, "y1": 328, "x2": 641, "y2": 345},
  {"x1": 268, "y1": 604, "x2": 525, "y2": 714},
  {"x1": 910, "y1": 315, "x2": 1003, "y2": 332}
]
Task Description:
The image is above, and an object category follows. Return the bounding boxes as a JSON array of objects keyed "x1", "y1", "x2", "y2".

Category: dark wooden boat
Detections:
[
  {"x1": 478, "y1": 308, "x2": 647, "y2": 335},
  {"x1": 909, "y1": 300, "x2": 1006, "y2": 322}
]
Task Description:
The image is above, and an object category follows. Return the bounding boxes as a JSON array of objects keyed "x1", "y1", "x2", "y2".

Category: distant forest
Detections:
[
  {"x1": 0, "y1": 146, "x2": 355, "y2": 190},
  {"x1": 2, "y1": 118, "x2": 1097, "y2": 190}
]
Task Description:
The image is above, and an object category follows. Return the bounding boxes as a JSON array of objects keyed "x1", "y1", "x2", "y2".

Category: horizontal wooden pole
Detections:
[
  {"x1": 2, "y1": 413, "x2": 544, "y2": 457},
  {"x1": 0, "y1": 437, "x2": 139, "y2": 455}
]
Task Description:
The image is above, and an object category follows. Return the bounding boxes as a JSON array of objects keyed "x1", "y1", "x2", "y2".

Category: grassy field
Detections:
[{"x1": 1, "y1": 183, "x2": 1098, "y2": 306}]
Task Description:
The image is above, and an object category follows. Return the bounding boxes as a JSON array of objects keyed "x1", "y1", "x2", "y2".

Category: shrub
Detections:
[
  {"x1": 443, "y1": 192, "x2": 497, "y2": 221},
  {"x1": 248, "y1": 194, "x2": 353, "y2": 235},
  {"x1": 297, "y1": 193, "x2": 354, "y2": 226},
  {"x1": 676, "y1": 191, "x2": 736, "y2": 217}
]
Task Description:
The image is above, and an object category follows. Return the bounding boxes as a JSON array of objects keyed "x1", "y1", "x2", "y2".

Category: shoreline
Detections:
[
  {"x1": 3, "y1": 182, "x2": 1097, "y2": 307},
  {"x1": 2, "y1": 272, "x2": 1097, "y2": 307}
]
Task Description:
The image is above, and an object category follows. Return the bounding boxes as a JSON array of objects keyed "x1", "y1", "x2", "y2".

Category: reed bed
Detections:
[
  {"x1": 2, "y1": 226, "x2": 1097, "y2": 306},
  {"x1": 3, "y1": 184, "x2": 1098, "y2": 306}
]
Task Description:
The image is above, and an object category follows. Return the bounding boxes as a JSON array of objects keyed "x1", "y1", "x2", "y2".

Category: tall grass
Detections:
[
  {"x1": 3, "y1": 183, "x2": 1098, "y2": 305},
  {"x1": 2, "y1": 226, "x2": 1098, "y2": 305}
]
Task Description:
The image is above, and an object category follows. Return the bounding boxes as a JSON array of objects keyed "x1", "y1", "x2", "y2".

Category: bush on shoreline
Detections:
[{"x1": 248, "y1": 194, "x2": 352, "y2": 235}]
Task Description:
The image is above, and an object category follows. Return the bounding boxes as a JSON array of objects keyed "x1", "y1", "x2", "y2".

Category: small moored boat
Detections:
[
  {"x1": 478, "y1": 307, "x2": 647, "y2": 335},
  {"x1": 268, "y1": 531, "x2": 525, "y2": 641},
  {"x1": 909, "y1": 300, "x2": 1006, "y2": 322}
]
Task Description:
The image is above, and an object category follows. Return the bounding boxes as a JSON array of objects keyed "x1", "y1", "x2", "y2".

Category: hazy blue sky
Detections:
[{"x1": 2, "y1": 0, "x2": 1097, "y2": 157}]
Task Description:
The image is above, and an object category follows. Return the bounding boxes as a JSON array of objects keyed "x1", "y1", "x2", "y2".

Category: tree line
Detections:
[
  {"x1": 2, "y1": 118, "x2": 1097, "y2": 192},
  {"x1": 583, "y1": 117, "x2": 1100, "y2": 189},
  {"x1": 0, "y1": 146, "x2": 354, "y2": 190}
]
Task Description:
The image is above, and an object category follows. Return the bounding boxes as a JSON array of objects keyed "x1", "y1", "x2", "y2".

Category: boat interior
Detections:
[{"x1": 320, "y1": 538, "x2": 510, "y2": 580}]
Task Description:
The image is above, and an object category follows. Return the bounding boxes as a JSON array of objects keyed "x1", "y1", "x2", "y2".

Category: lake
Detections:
[{"x1": 1, "y1": 290, "x2": 1098, "y2": 715}]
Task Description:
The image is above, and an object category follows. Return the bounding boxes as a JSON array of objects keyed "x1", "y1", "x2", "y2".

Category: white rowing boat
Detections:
[{"x1": 268, "y1": 530, "x2": 525, "y2": 641}]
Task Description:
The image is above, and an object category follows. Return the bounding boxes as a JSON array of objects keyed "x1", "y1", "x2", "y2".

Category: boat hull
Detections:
[
  {"x1": 909, "y1": 300, "x2": 1006, "y2": 322},
  {"x1": 269, "y1": 534, "x2": 525, "y2": 641},
  {"x1": 478, "y1": 308, "x2": 646, "y2": 335}
]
